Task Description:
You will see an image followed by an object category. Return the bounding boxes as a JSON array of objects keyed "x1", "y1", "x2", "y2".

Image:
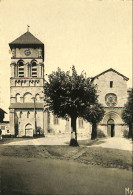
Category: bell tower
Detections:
[{"x1": 9, "y1": 29, "x2": 45, "y2": 137}]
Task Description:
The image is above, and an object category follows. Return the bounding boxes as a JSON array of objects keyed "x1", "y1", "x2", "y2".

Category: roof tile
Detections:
[{"x1": 9, "y1": 31, "x2": 43, "y2": 45}]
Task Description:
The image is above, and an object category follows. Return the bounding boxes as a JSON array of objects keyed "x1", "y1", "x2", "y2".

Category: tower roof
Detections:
[{"x1": 9, "y1": 31, "x2": 44, "y2": 46}]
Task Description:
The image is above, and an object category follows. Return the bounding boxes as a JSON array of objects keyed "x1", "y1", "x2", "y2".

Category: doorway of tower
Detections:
[
  {"x1": 25, "y1": 123, "x2": 33, "y2": 137},
  {"x1": 107, "y1": 119, "x2": 115, "y2": 137}
]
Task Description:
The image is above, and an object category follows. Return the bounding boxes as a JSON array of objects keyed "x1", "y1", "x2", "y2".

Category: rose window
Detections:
[{"x1": 105, "y1": 93, "x2": 117, "y2": 107}]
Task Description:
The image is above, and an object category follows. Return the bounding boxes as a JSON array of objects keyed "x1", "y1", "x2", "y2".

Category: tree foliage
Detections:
[
  {"x1": 84, "y1": 103, "x2": 105, "y2": 124},
  {"x1": 122, "y1": 88, "x2": 133, "y2": 138},
  {"x1": 83, "y1": 103, "x2": 105, "y2": 139},
  {"x1": 44, "y1": 66, "x2": 98, "y2": 145},
  {"x1": 44, "y1": 66, "x2": 98, "y2": 119}
]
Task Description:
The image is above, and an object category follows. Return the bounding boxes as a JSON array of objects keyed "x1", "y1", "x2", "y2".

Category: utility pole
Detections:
[{"x1": 32, "y1": 97, "x2": 36, "y2": 135}]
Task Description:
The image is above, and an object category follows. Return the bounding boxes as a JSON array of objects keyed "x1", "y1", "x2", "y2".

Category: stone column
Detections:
[
  {"x1": 37, "y1": 63, "x2": 41, "y2": 77},
  {"x1": 41, "y1": 63, "x2": 44, "y2": 78},
  {"x1": 14, "y1": 63, "x2": 17, "y2": 77},
  {"x1": 16, "y1": 64, "x2": 18, "y2": 77},
  {"x1": 25, "y1": 62, "x2": 28, "y2": 77},
  {"x1": 27, "y1": 63, "x2": 30, "y2": 77},
  {"x1": 29, "y1": 63, "x2": 31, "y2": 77},
  {"x1": 24, "y1": 61, "x2": 27, "y2": 77},
  {"x1": 10, "y1": 62, "x2": 17, "y2": 77}
]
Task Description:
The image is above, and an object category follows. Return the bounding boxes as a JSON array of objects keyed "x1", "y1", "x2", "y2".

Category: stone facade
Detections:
[
  {"x1": 92, "y1": 70, "x2": 128, "y2": 107},
  {"x1": 92, "y1": 69, "x2": 129, "y2": 137}
]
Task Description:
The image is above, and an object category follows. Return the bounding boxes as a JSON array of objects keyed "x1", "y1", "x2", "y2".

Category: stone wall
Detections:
[
  {"x1": 0, "y1": 122, "x2": 10, "y2": 135},
  {"x1": 15, "y1": 48, "x2": 39, "y2": 58},
  {"x1": 10, "y1": 86, "x2": 44, "y2": 103},
  {"x1": 48, "y1": 114, "x2": 92, "y2": 137}
]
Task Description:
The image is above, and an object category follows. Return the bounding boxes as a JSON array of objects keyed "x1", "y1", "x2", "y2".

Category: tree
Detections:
[
  {"x1": 122, "y1": 88, "x2": 133, "y2": 139},
  {"x1": 83, "y1": 103, "x2": 105, "y2": 140},
  {"x1": 44, "y1": 66, "x2": 98, "y2": 146}
]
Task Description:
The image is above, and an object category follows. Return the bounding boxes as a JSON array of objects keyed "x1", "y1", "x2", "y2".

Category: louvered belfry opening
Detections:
[
  {"x1": 18, "y1": 60, "x2": 24, "y2": 77},
  {"x1": 31, "y1": 61, "x2": 37, "y2": 78}
]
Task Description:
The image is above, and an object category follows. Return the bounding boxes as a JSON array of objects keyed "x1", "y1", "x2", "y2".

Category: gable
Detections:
[{"x1": 92, "y1": 68, "x2": 129, "y2": 81}]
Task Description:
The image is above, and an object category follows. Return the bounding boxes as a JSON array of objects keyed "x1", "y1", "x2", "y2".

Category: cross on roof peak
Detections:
[{"x1": 27, "y1": 25, "x2": 30, "y2": 32}]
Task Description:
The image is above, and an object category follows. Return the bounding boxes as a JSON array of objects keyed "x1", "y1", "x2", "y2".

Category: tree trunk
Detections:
[
  {"x1": 128, "y1": 123, "x2": 133, "y2": 140},
  {"x1": 70, "y1": 116, "x2": 79, "y2": 146},
  {"x1": 91, "y1": 123, "x2": 97, "y2": 140}
]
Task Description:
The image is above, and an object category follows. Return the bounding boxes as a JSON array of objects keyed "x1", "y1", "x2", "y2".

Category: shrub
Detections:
[
  {"x1": 2, "y1": 134, "x2": 12, "y2": 138},
  {"x1": 97, "y1": 129, "x2": 106, "y2": 138},
  {"x1": 123, "y1": 129, "x2": 129, "y2": 138},
  {"x1": 36, "y1": 126, "x2": 44, "y2": 135},
  {"x1": 47, "y1": 128, "x2": 55, "y2": 134}
]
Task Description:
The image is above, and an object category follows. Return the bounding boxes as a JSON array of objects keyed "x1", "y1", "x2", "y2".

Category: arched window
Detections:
[
  {"x1": 24, "y1": 92, "x2": 32, "y2": 103},
  {"x1": 31, "y1": 61, "x2": 37, "y2": 77},
  {"x1": 25, "y1": 123, "x2": 32, "y2": 130},
  {"x1": 18, "y1": 60, "x2": 24, "y2": 77},
  {"x1": 25, "y1": 123, "x2": 33, "y2": 137},
  {"x1": 16, "y1": 93, "x2": 20, "y2": 102}
]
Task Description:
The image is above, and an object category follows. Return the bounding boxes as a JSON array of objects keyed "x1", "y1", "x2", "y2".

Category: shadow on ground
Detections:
[
  {"x1": 65, "y1": 138, "x2": 106, "y2": 146},
  {"x1": 0, "y1": 143, "x2": 132, "y2": 171}
]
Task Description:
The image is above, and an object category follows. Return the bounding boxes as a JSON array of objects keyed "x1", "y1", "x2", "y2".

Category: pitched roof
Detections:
[
  {"x1": 9, "y1": 103, "x2": 44, "y2": 109},
  {"x1": 9, "y1": 31, "x2": 44, "y2": 45},
  {"x1": 91, "y1": 68, "x2": 129, "y2": 81}
]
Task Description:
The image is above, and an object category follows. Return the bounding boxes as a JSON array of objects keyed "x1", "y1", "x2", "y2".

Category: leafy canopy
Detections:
[
  {"x1": 83, "y1": 103, "x2": 105, "y2": 124},
  {"x1": 44, "y1": 66, "x2": 98, "y2": 119},
  {"x1": 122, "y1": 88, "x2": 133, "y2": 126}
]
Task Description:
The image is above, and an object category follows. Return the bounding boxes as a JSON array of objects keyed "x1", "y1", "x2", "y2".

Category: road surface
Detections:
[
  {"x1": 4, "y1": 136, "x2": 132, "y2": 151},
  {"x1": 0, "y1": 156, "x2": 132, "y2": 195}
]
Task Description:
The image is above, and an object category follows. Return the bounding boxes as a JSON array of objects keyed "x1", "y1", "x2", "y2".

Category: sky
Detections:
[{"x1": 0, "y1": 0, "x2": 132, "y2": 120}]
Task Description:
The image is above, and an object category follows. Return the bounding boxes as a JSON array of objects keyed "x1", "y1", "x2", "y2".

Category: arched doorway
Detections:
[
  {"x1": 107, "y1": 119, "x2": 115, "y2": 137},
  {"x1": 25, "y1": 123, "x2": 33, "y2": 137}
]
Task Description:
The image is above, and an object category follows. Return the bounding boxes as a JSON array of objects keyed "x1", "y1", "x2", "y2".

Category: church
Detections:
[{"x1": 8, "y1": 30, "x2": 129, "y2": 138}]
